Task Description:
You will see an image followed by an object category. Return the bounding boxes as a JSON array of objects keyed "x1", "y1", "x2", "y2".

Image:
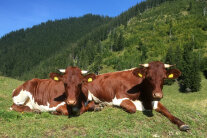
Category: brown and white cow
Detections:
[
  {"x1": 10, "y1": 69, "x2": 92, "y2": 116},
  {"x1": 56, "y1": 61, "x2": 189, "y2": 131}
]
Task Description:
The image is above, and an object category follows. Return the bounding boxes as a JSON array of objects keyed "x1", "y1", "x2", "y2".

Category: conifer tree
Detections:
[{"x1": 180, "y1": 43, "x2": 201, "y2": 92}]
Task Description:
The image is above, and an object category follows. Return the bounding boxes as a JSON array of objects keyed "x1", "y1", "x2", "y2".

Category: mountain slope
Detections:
[
  {"x1": 0, "y1": 14, "x2": 111, "y2": 78},
  {"x1": 0, "y1": 0, "x2": 207, "y2": 80}
]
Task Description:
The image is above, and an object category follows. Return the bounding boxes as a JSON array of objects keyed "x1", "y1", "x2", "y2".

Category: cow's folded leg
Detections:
[
  {"x1": 120, "y1": 99, "x2": 136, "y2": 113},
  {"x1": 155, "y1": 102, "x2": 189, "y2": 131},
  {"x1": 10, "y1": 103, "x2": 32, "y2": 112},
  {"x1": 79, "y1": 101, "x2": 96, "y2": 114},
  {"x1": 55, "y1": 104, "x2": 69, "y2": 116}
]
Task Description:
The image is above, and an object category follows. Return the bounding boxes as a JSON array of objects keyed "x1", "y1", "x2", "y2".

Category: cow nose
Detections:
[
  {"x1": 67, "y1": 100, "x2": 76, "y2": 105},
  {"x1": 153, "y1": 93, "x2": 163, "y2": 99}
]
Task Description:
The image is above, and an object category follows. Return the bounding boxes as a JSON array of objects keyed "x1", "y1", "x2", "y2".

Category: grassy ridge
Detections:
[{"x1": 0, "y1": 76, "x2": 207, "y2": 137}]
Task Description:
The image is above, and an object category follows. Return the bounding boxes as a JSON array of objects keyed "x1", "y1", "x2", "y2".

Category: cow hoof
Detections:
[{"x1": 179, "y1": 125, "x2": 190, "y2": 131}]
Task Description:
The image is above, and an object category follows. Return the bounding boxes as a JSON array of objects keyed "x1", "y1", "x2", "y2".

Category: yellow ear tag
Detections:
[
  {"x1": 138, "y1": 73, "x2": 143, "y2": 78},
  {"x1": 54, "y1": 77, "x2": 59, "y2": 81},
  {"x1": 88, "y1": 78, "x2": 93, "y2": 82},
  {"x1": 168, "y1": 74, "x2": 174, "y2": 78}
]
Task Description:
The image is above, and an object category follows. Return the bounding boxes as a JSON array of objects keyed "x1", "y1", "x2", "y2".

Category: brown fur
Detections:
[
  {"x1": 11, "y1": 77, "x2": 69, "y2": 115},
  {"x1": 62, "y1": 62, "x2": 189, "y2": 131}
]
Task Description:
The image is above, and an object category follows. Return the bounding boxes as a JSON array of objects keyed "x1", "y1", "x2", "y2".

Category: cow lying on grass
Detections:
[
  {"x1": 53, "y1": 61, "x2": 189, "y2": 131},
  {"x1": 10, "y1": 68, "x2": 94, "y2": 116}
]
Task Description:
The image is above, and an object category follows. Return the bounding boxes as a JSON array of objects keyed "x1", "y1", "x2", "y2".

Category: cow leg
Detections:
[
  {"x1": 155, "y1": 102, "x2": 189, "y2": 131},
  {"x1": 11, "y1": 103, "x2": 32, "y2": 112},
  {"x1": 120, "y1": 99, "x2": 136, "y2": 113},
  {"x1": 79, "y1": 101, "x2": 96, "y2": 114},
  {"x1": 51, "y1": 104, "x2": 69, "y2": 116}
]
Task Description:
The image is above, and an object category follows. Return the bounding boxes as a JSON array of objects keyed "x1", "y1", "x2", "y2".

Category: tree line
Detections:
[{"x1": 0, "y1": 0, "x2": 206, "y2": 93}]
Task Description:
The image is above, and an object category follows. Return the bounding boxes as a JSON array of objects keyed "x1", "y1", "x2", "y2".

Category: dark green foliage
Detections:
[
  {"x1": 0, "y1": 14, "x2": 111, "y2": 79},
  {"x1": 89, "y1": 54, "x2": 102, "y2": 74},
  {"x1": 190, "y1": 54, "x2": 201, "y2": 91},
  {"x1": 179, "y1": 43, "x2": 201, "y2": 92},
  {"x1": 165, "y1": 42, "x2": 202, "y2": 92},
  {"x1": 201, "y1": 57, "x2": 207, "y2": 78}
]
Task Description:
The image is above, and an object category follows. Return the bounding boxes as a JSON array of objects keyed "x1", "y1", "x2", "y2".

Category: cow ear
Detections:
[
  {"x1": 49, "y1": 73, "x2": 63, "y2": 81},
  {"x1": 166, "y1": 69, "x2": 181, "y2": 79},
  {"x1": 132, "y1": 68, "x2": 146, "y2": 78},
  {"x1": 83, "y1": 73, "x2": 96, "y2": 83}
]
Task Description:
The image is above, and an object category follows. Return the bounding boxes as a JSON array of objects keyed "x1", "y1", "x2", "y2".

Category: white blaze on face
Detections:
[{"x1": 12, "y1": 89, "x2": 66, "y2": 112}]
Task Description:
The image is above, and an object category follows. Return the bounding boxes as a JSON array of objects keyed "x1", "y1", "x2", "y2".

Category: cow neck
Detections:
[{"x1": 138, "y1": 79, "x2": 155, "y2": 110}]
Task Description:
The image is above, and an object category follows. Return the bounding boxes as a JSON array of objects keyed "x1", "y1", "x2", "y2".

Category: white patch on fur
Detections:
[
  {"x1": 132, "y1": 100, "x2": 145, "y2": 111},
  {"x1": 13, "y1": 90, "x2": 29, "y2": 105},
  {"x1": 152, "y1": 101, "x2": 158, "y2": 109},
  {"x1": 12, "y1": 89, "x2": 65, "y2": 112},
  {"x1": 88, "y1": 91, "x2": 102, "y2": 103},
  {"x1": 112, "y1": 97, "x2": 128, "y2": 106}
]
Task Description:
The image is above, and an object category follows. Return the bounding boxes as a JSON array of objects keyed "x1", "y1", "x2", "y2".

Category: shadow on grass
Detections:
[{"x1": 142, "y1": 110, "x2": 154, "y2": 117}]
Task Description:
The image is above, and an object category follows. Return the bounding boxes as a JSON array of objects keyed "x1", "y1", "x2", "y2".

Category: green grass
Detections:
[{"x1": 0, "y1": 76, "x2": 207, "y2": 137}]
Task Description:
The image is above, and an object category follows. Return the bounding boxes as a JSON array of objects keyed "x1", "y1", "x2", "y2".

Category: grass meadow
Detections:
[{"x1": 0, "y1": 76, "x2": 207, "y2": 137}]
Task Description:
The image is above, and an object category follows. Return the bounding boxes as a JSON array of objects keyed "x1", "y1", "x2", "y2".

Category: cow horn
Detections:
[
  {"x1": 164, "y1": 64, "x2": 174, "y2": 68},
  {"x1": 58, "y1": 69, "x2": 66, "y2": 73},
  {"x1": 139, "y1": 64, "x2": 149, "y2": 67},
  {"x1": 81, "y1": 70, "x2": 88, "y2": 74}
]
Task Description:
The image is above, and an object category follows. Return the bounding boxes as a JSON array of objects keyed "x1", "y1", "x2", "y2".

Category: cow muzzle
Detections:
[
  {"x1": 152, "y1": 93, "x2": 163, "y2": 100},
  {"x1": 66, "y1": 100, "x2": 77, "y2": 106}
]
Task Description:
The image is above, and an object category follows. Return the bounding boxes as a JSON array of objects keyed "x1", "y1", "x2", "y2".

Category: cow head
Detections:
[
  {"x1": 50, "y1": 67, "x2": 95, "y2": 106},
  {"x1": 133, "y1": 61, "x2": 181, "y2": 100}
]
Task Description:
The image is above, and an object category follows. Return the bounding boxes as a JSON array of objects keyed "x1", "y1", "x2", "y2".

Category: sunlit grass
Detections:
[{"x1": 0, "y1": 76, "x2": 207, "y2": 137}]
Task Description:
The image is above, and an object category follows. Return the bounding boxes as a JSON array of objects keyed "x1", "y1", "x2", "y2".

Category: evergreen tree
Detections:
[
  {"x1": 90, "y1": 54, "x2": 102, "y2": 74},
  {"x1": 190, "y1": 54, "x2": 201, "y2": 91},
  {"x1": 180, "y1": 43, "x2": 201, "y2": 92}
]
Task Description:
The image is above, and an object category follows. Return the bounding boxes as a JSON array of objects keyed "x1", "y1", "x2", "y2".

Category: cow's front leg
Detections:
[
  {"x1": 80, "y1": 101, "x2": 96, "y2": 114},
  {"x1": 120, "y1": 99, "x2": 136, "y2": 113},
  {"x1": 155, "y1": 102, "x2": 189, "y2": 131},
  {"x1": 10, "y1": 103, "x2": 32, "y2": 112},
  {"x1": 54, "y1": 104, "x2": 69, "y2": 116}
]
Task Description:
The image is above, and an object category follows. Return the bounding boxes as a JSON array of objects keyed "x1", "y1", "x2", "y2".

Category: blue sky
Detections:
[{"x1": 0, "y1": 0, "x2": 142, "y2": 38}]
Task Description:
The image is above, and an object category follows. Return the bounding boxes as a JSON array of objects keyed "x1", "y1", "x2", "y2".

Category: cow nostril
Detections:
[
  {"x1": 67, "y1": 100, "x2": 76, "y2": 105},
  {"x1": 153, "y1": 93, "x2": 163, "y2": 99}
]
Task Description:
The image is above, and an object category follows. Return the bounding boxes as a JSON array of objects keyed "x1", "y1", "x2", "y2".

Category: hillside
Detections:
[
  {"x1": 0, "y1": 14, "x2": 111, "y2": 79},
  {"x1": 0, "y1": 76, "x2": 207, "y2": 137},
  {"x1": 2, "y1": 0, "x2": 207, "y2": 80}
]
